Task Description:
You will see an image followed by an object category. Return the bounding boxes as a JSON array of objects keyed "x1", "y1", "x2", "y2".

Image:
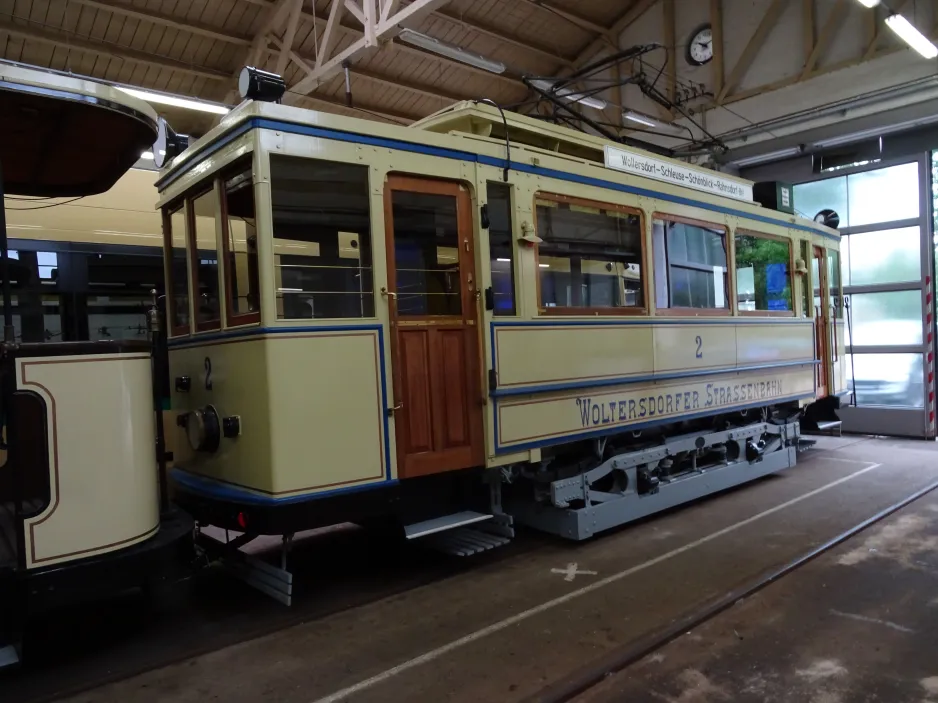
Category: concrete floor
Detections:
[{"x1": 11, "y1": 435, "x2": 938, "y2": 703}]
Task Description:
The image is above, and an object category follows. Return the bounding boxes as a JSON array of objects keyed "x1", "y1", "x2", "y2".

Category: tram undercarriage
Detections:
[{"x1": 500, "y1": 404, "x2": 803, "y2": 541}]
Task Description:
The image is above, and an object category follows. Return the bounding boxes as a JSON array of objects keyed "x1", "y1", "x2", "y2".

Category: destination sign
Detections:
[{"x1": 604, "y1": 145, "x2": 754, "y2": 203}]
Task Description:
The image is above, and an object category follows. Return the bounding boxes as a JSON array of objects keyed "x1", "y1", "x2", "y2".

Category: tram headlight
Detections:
[{"x1": 186, "y1": 405, "x2": 221, "y2": 453}]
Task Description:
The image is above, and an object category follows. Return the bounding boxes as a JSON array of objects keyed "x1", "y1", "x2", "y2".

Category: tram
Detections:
[
  {"x1": 0, "y1": 62, "x2": 194, "y2": 666},
  {"x1": 155, "y1": 74, "x2": 846, "y2": 600}
]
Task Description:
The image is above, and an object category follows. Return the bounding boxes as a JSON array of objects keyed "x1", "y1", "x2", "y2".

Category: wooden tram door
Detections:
[
  {"x1": 383, "y1": 176, "x2": 485, "y2": 479},
  {"x1": 812, "y1": 245, "x2": 830, "y2": 398}
]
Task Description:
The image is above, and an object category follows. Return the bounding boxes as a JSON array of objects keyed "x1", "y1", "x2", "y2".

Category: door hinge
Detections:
[{"x1": 488, "y1": 369, "x2": 498, "y2": 391}]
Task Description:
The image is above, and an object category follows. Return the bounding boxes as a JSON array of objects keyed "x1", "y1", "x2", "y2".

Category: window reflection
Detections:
[
  {"x1": 653, "y1": 218, "x2": 727, "y2": 310},
  {"x1": 848, "y1": 353, "x2": 924, "y2": 408}
]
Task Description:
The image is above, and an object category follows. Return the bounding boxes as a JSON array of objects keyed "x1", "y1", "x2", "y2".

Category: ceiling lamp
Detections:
[
  {"x1": 885, "y1": 14, "x2": 938, "y2": 59},
  {"x1": 530, "y1": 79, "x2": 607, "y2": 110},
  {"x1": 397, "y1": 29, "x2": 506, "y2": 74},
  {"x1": 117, "y1": 86, "x2": 230, "y2": 115},
  {"x1": 623, "y1": 111, "x2": 657, "y2": 127},
  {"x1": 854, "y1": 0, "x2": 880, "y2": 7}
]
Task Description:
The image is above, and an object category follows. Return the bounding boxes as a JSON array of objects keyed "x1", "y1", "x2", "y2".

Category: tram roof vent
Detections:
[{"x1": 411, "y1": 101, "x2": 611, "y2": 164}]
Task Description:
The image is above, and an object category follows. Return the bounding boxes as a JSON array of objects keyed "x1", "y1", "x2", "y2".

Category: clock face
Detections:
[{"x1": 687, "y1": 25, "x2": 713, "y2": 65}]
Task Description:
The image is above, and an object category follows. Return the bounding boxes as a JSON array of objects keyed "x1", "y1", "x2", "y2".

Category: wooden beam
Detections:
[
  {"x1": 801, "y1": 0, "x2": 848, "y2": 79},
  {"x1": 344, "y1": 0, "x2": 365, "y2": 24},
  {"x1": 802, "y1": 0, "x2": 814, "y2": 64},
  {"x1": 431, "y1": 8, "x2": 575, "y2": 67},
  {"x1": 276, "y1": 0, "x2": 303, "y2": 76},
  {"x1": 69, "y1": 0, "x2": 251, "y2": 46},
  {"x1": 514, "y1": 0, "x2": 611, "y2": 37},
  {"x1": 718, "y1": 0, "x2": 789, "y2": 103},
  {"x1": 863, "y1": 0, "x2": 909, "y2": 60},
  {"x1": 710, "y1": 0, "x2": 724, "y2": 97},
  {"x1": 380, "y1": 0, "x2": 402, "y2": 24},
  {"x1": 572, "y1": 0, "x2": 658, "y2": 68},
  {"x1": 0, "y1": 18, "x2": 229, "y2": 80},
  {"x1": 317, "y1": 0, "x2": 347, "y2": 67},
  {"x1": 663, "y1": 0, "x2": 675, "y2": 103},
  {"x1": 240, "y1": 0, "x2": 525, "y2": 89},
  {"x1": 225, "y1": 0, "x2": 294, "y2": 102}
]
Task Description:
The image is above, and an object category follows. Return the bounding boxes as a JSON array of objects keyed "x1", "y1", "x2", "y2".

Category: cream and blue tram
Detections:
[{"x1": 156, "y1": 98, "x2": 845, "y2": 556}]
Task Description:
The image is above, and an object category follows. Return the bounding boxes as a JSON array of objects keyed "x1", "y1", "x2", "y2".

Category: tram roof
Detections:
[
  {"x1": 0, "y1": 61, "x2": 159, "y2": 198},
  {"x1": 155, "y1": 99, "x2": 839, "y2": 239}
]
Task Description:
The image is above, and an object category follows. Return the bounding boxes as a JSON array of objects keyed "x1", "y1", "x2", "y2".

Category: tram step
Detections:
[
  {"x1": 420, "y1": 526, "x2": 512, "y2": 557},
  {"x1": 403, "y1": 511, "x2": 493, "y2": 540}
]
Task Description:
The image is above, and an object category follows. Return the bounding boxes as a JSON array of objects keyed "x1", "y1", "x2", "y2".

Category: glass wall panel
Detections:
[
  {"x1": 846, "y1": 290, "x2": 922, "y2": 346},
  {"x1": 794, "y1": 176, "x2": 848, "y2": 224},
  {"x1": 841, "y1": 227, "x2": 920, "y2": 287},
  {"x1": 847, "y1": 353, "x2": 924, "y2": 407},
  {"x1": 847, "y1": 162, "x2": 919, "y2": 226}
]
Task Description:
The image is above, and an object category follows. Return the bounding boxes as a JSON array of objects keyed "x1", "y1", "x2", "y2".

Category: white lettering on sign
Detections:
[{"x1": 604, "y1": 146, "x2": 754, "y2": 202}]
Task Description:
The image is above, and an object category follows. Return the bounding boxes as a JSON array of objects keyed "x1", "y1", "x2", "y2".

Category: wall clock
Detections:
[{"x1": 686, "y1": 24, "x2": 713, "y2": 66}]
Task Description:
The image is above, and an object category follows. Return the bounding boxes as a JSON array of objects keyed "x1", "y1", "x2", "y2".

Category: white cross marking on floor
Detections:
[{"x1": 551, "y1": 562, "x2": 597, "y2": 582}]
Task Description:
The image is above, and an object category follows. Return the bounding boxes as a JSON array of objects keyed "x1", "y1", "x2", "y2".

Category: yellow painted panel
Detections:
[
  {"x1": 20, "y1": 354, "x2": 159, "y2": 567},
  {"x1": 654, "y1": 324, "x2": 737, "y2": 372},
  {"x1": 495, "y1": 325, "x2": 653, "y2": 389},
  {"x1": 168, "y1": 338, "x2": 274, "y2": 493},
  {"x1": 736, "y1": 322, "x2": 815, "y2": 364},
  {"x1": 497, "y1": 366, "x2": 816, "y2": 450},
  {"x1": 265, "y1": 332, "x2": 386, "y2": 493}
]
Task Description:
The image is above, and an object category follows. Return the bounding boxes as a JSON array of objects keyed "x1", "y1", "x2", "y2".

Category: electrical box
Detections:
[{"x1": 753, "y1": 181, "x2": 794, "y2": 215}]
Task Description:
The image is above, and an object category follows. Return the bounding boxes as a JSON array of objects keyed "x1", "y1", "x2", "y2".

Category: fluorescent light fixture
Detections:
[
  {"x1": 530, "y1": 79, "x2": 607, "y2": 110},
  {"x1": 398, "y1": 28, "x2": 506, "y2": 74},
  {"x1": 539, "y1": 263, "x2": 550, "y2": 268},
  {"x1": 117, "y1": 86, "x2": 230, "y2": 115},
  {"x1": 623, "y1": 111, "x2": 657, "y2": 128},
  {"x1": 496, "y1": 258, "x2": 511, "y2": 262},
  {"x1": 731, "y1": 146, "x2": 802, "y2": 167},
  {"x1": 885, "y1": 14, "x2": 938, "y2": 59},
  {"x1": 854, "y1": 0, "x2": 880, "y2": 7}
]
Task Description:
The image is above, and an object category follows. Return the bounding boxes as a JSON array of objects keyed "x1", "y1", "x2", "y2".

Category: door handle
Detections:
[
  {"x1": 380, "y1": 287, "x2": 397, "y2": 300},
  {"x1": 387, "y1": 402, "x2": 403, "y2": 417}
]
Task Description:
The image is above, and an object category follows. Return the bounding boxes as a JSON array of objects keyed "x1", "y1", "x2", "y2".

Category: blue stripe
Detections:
[
  {"x1": 157, "y1": 116, "x2": 838, "y2": 240},
  {"x1": 492, "y1": 359, "x2": 819, "y2": 397},
  {"x1": 168, "y1": 324, "x2": 392, "y2": 483},
  {"x1": 494, "y1": 392, "x2": 810, "y2": 454},
  {"x1": 171, "y1": 468, "x2": 396, "y2": 505}
]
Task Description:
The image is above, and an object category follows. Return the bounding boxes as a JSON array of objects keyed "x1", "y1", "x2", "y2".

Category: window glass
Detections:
[
  {"x1": 390, "y1": 191, "x2": 462, "y2": 316},
  {"x1": 6, "y1": 250, "x2": 62, "y2": 342},
  {"x1": 735, "y1": 232, "x2": 792, "y2": 313},
  {"x1": 653, "y1": 217, "x2": 727, "y2": 310},
  {"x1": 87, "y1": 250, "x2": 164, "y2": 341},
  {"x1": 846, "y1": 290, "x2": 922, "y2": 347},
  {"x1": 847, "y1": 162, "x2": 919, "y2": 226},
  {"x1": 799, "y1": 241, "x2": 810, "y2": 318},
  {"x1": 270, "y1": 155, "x2": 373, "y2": 319},
  {"x1": 535, "y1": 197, "x2": 644, "y2": 311},
  {"x1": 793, "y1": 177, "x2": 848, "y2": 225},
  {"x1": 827, "y1": 249, "x2": 843, "y2": 319},
  {"x1": 841, "y1": 226, "x2": 920, "y2": 287},
  {"x1": 847, "y1": 353, "x2": 924, "y2": 407},
  {"x1": 487, "y1": 183, "x2": 515, "y2": 316},
  {"x1": 164, "y1": 206, "x2": 189, "y2": 332},
  {"x1": 189, "y1": 188, "x2": 220, "y2": 329},
  {"x1": 223, "y1": 167, "x2": 260, "y2": 322}
]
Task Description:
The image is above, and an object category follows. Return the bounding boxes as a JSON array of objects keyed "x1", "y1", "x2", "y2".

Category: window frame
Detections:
[
  {"x1": 162, "y1": 199, "x2": 191, "y2": 337},
  {"x1": 534, "y1": 192, "x2": 649, "y2": 317},
  {"x1": 220, "y1": 163, "x2": 261, "y2": 328},
  {"x1": 486, "y1": 181, "x2": 517, "y2": 317},
  {"x1": 733, "y1": 228, "x2": 796, "y2": 318},
  {"x1": 186, "y1": 181, "x2": 222, "y2": 333},
  {"x1": 653, "y1": 212, "x2": 731, "y2": 317}
]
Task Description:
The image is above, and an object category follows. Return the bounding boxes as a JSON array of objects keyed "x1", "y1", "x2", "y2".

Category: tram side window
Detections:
[
  {"x1": 653, "y1": 217, "x2": 728, "y2": 311},
  {"x1": 222, "y1": 164, "x2": 260, "y2": 325},
  {"x1": 734, "y1": 231, "x2": 793, "y2": 314},
  {"x1": 188, "y1": 187, "x2": 221, "y2": 331},
  {"x1": 163, "y1": 205, "x2": 190, "y2": 334},
  {"x1": 535, "y1": 196, "x2": 645, "y2": 312},
  {"x1": 270, "y1": 155, "x2": 374, "y2": 319},
  {"x1": 487, "y1": 183, "x2": 516, "y2": 316}
]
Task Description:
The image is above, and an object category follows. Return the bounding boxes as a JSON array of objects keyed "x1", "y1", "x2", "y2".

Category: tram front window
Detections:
[{"x1": 270, "y1": 155, "x2": 374, "y2": 319}]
